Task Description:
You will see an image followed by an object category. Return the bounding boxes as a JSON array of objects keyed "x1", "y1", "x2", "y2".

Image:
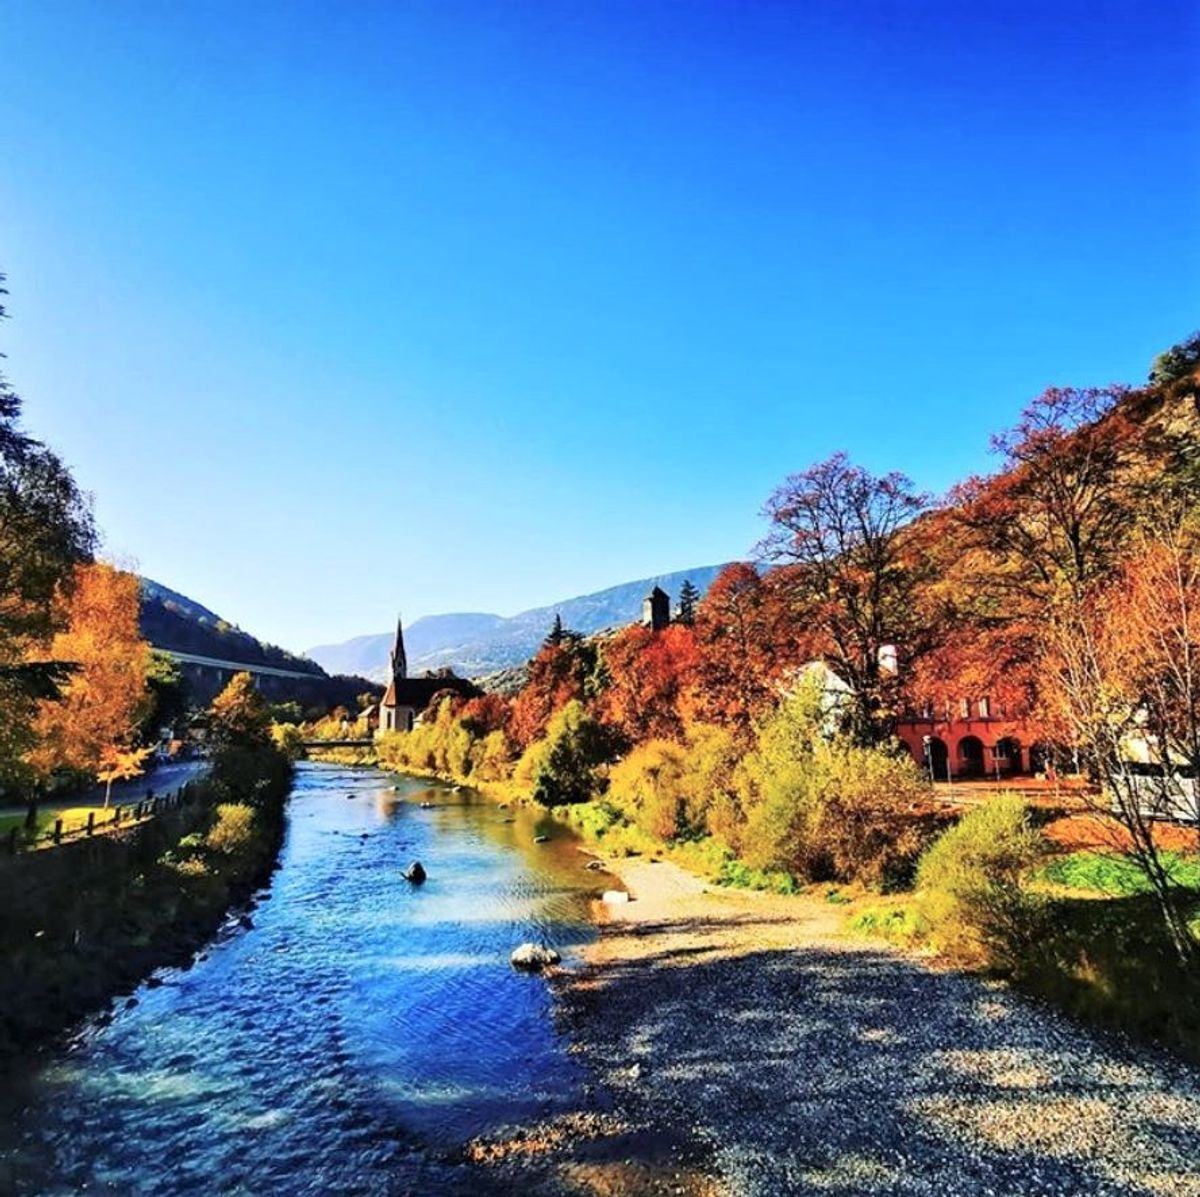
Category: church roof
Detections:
[{"x1": 381, "y1": 674, "x2": 479, "y2": 710}]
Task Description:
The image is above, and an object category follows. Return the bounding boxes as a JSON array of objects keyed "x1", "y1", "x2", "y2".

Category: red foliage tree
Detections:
[
  {"x1": 692, "y1": 563, "x2": 794, "y2": 735},
  {"x1": 508, "y1": 640, "x2": 596, "y2": 748},
  {"x1": 457, "y1": 693, "x2": 511, "y2": 737},
  {"x1": 598, "y1": 623, "x2": 700, "y2": 744}
]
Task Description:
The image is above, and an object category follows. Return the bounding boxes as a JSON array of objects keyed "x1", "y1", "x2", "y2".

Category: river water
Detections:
[{"x1": 0, "y1": 763, "x2": 601, "y2": 1194}]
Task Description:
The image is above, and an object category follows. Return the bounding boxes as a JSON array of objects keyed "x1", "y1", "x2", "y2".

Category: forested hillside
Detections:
[{"x1": 140, "y1": 579, "x2": 324, "y2": 675}]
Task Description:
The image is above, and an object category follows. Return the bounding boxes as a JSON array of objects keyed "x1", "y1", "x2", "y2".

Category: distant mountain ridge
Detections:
[{"x1": 307, "y1": 564, "x2": 731, "y2": 682}]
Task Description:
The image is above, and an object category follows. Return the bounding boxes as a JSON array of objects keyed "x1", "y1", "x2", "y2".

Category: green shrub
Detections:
[
  {"x1": 916, "y1": 795, "x2": 1046, "y2": 969},
  {"x1": 850, "y1": 900, "x2": 923, "y2": 946},
  {"x1": 716, "y1": 858, "x2": 798, "y2": 894},
  {"x1": 730, "y1": 684, "x2": 933, "y2": 888},
  {"x1": 560, "y1": 799, "x2": 624, "y2": 840},
  {"x1": 528, "y1": 701, "x2": 612, "y2": 807}
]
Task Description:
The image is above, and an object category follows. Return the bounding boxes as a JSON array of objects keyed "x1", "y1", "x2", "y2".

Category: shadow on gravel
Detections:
[{"x1": 560, "y1": 939, "x2": 1200, "y2": 1196}]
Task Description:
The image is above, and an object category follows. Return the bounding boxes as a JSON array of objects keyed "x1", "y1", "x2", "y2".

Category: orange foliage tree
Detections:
[
  {"x1": 692, "y1": 563, "x2": 794, "y2": 735},
  {"x1": 598, "y1": 623, "x2": 700, "y2": 744},
  {"x1": 508, "y1": 635, "x2": 599, "y2": 749},
  {"x1": 1041, "y1": 511, "x2": 1200, "y2": 965},
  {"x1": 26, "y1": 563, "x2": 151, "y2": 781},
  {"x1": 905, "y1": 387, "x2": 1138, "y2": 725}
]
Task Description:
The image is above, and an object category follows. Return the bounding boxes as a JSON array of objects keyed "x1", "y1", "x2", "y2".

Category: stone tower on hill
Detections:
[{"x1": 641, "y1": 586, "x2": 670, "y2": 632}]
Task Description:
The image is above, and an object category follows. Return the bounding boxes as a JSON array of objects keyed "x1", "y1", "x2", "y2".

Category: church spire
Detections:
[{"x1": 389, "y1": 614, "x2": 407, "y2": 683}]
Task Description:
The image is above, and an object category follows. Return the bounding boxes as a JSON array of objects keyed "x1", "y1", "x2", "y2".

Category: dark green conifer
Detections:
[{"x1": 677, "y1": 579, "x2": 700, "y2": 626}]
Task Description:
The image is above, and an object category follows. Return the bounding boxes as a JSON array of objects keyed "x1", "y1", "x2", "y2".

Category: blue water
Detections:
[{"x1": 0, "y1": 764, "x2": 600, "y2": 1194}]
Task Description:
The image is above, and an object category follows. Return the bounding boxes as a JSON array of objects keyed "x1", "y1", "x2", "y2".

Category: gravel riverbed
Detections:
[{"x1": 495, "y1": 857, "x2": 1200, "y2": 1196}]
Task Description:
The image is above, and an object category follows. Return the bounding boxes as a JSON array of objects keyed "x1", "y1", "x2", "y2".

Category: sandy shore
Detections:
[{"x1": 473, "y1": 851, "x2": 1200, "y2": 1196}]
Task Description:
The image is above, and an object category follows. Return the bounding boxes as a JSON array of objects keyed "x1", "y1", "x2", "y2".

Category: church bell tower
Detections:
[{"x1": 389, "y1": 615, "x2": 408, "y2": 684}]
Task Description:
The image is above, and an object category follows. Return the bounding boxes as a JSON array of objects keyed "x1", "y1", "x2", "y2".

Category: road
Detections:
[{"x1": 0, "y1": 760, "x2": 207, "y2": 818}]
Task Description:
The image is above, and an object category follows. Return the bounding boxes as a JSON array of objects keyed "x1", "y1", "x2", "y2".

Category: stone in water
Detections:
[{"x1": 510, "y1": 942, "x2": 560, "y2": 970}]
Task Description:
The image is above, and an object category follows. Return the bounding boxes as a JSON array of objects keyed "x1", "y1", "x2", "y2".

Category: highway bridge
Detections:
[
  {"x1": 152, "y1": 647, "x2": 330, "y2": 703},
  {"x1": 154, "y1": 648, "x2": 324, "y2": 681}
]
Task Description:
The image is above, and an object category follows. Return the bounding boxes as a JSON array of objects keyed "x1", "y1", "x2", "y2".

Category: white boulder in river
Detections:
[{"x1": 510, "y1": 943, "x2": 560, "y2": 970}]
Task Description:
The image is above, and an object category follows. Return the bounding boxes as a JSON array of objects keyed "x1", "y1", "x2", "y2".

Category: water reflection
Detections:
[{"x1": 0, "y1": 763, "x2": 600, "y2": 1194}]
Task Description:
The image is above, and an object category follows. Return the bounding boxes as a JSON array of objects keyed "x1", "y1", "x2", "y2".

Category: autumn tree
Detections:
[
  {"x1": 97, "y1": 745, "x2": 154, "y2": 809},
  {"x1": 919, "y1": 386, "x2": 1140, "y2": 729},
  {"x1": 25, "y1": 563, "x2": 151, "y2": 784},
  {"x1": 208, "y1": 672, "x2": 272, "y2": 750},
  {"x1": 692, "y1": 563, "x2": 791, "y2": 735},
  {"x1": 1043, "y1": 509, "x2": 1200, "y2": 968},
  {"x1": 457, "y1": 693, "x2": 511, "y2": 738},
  {"x1": 598, "y1": 622, "x2": 700, "y2": 744},
  {"x1": 0, "y1": 275, "x2": 97, "y2": 789},
  {"x1": 206, "y1": 672, "x2": 290, "y2": 806},
  {"x1": 508, "y1": 636, "x2": 600, "y2": 748},
  {"x1": 758, "y1": 454, "x2": 933, "y2": 743}
]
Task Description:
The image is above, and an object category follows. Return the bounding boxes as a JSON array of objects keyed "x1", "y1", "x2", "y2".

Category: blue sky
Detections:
[{"x1": 2, "y1": 1, "x2": 1197, "y2": 653}]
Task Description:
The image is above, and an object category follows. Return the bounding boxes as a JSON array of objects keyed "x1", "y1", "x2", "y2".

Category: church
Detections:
[{"x1": 377, "y1": 616, "x2": 479, "y2": 735}]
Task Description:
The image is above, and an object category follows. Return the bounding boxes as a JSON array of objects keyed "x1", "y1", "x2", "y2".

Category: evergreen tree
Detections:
[
  {"x1": 544, "y1": 613, "x2": 565, "y2": 647},
  {"x1": 677, "y1": 579, "x2": 700, "y2": 626}
]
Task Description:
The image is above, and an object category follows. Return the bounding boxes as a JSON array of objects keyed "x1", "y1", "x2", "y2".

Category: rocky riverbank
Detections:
[{"x1": 474, "y1": 854, "x2": 1200, "y2": 1196}]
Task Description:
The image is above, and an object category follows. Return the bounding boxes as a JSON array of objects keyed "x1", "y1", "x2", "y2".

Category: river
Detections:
[{"x1": 0, "y1": 763, "x2": 601, "y2": 1194}]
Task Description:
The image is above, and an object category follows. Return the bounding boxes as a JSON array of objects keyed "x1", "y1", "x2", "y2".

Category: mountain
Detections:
[
  {"x1": 140, "y1": 578, "x2": 387, "y2": 710},
  {"x1": 307, "y1": 564, "x2": 731, "y2": 682},
  {"x1": 140, "y1": 578, "x2": 326, "y2": 675}
]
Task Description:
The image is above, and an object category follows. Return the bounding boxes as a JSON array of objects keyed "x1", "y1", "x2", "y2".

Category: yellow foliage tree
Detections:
[
  {"x1": 26, "y1": 563, "x2": 151, "y2": 781},
  {"x1": 97, "y1": 744, "x2": 154, "y2": 808}
]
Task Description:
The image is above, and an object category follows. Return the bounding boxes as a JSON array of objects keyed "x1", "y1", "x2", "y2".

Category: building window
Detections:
[
  {"x1": 959, "y1": 698, "x2": 970, "y2": 720},
  {"x1": 978, "y1": 696, "x2": 991, "y2": 719}
]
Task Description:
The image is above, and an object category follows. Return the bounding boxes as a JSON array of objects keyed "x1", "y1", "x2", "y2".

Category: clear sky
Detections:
[{"x1": 2, "y1": 1, "x2": 1197, "y2": 653}]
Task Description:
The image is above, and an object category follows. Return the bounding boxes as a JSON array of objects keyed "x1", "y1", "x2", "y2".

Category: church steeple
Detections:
[{"x1": 389, "y1": 614, "x2": 408, "y2": 683}]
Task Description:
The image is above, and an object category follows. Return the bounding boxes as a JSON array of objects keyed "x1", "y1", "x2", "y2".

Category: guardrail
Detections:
[{"x1": 3, "y1": 784, "x2": 197, "y2": 857}]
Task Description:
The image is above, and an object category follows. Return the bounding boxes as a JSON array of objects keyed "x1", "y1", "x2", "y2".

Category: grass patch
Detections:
[
  {"x1": 1037, "y1": 850, "x2": 1200, "y2": 896},
  {"x1": 715, "y1": 857, "x2": 799, "y2": 894},
  {"x1": 0, "y1": 805, "x2": 127, "y2": 844},
  {"x1": 849, "y1": 899, "x2": 924, "y2": 946},
  {"x1": 1014, "y1": 891, "x2": 1200, "y2": 1060}
]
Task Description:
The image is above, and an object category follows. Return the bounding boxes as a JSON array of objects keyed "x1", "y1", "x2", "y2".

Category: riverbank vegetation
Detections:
[
  {"x1": 375, "y1": 334, "x2": 1200, "y2": 1056},
  {"x1": 0, "y1": 276, "x2": 299, "y2": 1050},
  {"x1": 0, "y1": 672, "x2": 294, "y2": 1054},
  {"x1": 0, "y1": 309, "x2": 186, "y2": 820}
]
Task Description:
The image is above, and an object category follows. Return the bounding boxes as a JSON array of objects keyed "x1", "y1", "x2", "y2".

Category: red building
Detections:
[{"x1": 895, "y1": 696, "x2": 1045, "y2": 781}]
